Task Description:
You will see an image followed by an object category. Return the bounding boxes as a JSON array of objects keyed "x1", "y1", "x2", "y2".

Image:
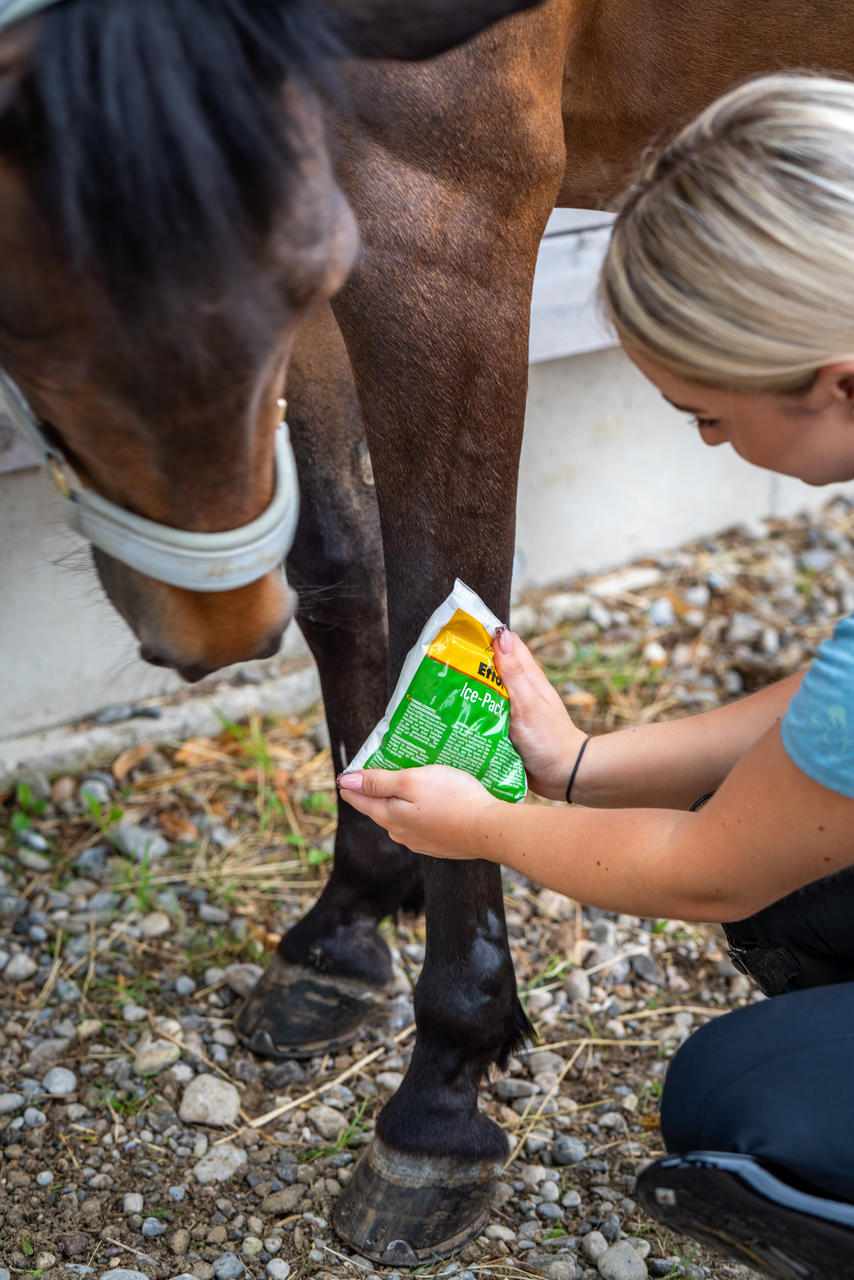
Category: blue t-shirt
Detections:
[{"x1": 781, "y1": 612, "x2": 854, "y2": 797}]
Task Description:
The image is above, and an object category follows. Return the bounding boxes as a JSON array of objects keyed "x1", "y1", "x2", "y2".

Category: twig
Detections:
[{"x1": 22, "y1": 929, "x2": 64, "y2": 1035}]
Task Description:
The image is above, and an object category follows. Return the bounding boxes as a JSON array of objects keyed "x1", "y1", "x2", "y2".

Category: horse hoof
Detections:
[
  {"x1": 235, "y1": 952, "x2": 389, "y2": 1059},
  {"x1": 333, "y1": 1135, "x2": 503, "y2": 1260}
]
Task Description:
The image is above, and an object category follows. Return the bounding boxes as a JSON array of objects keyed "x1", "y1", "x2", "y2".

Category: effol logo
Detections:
[{"x1": 477, "y1": 661, "x2": 505, "y2": 691}]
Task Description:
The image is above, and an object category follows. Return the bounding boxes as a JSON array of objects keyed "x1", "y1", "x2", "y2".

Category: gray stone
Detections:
[
  {"x1": 648, "y1": 597, "x2": 676, "y2": 627},
  {"x1": 597, "y1": 1242, "x2": 649, "y2": 1280},
  {"x1": 553, "y1": 1136, "x2": 587, "y2": 1166},
  {"x1": 140, "y1": 911, "x2": 171, "y2": 938},
  {"x1": 99, "y1": 1272, "x2": 152, "y2": 1280},
  {"x1": 224, "y1": 963, "x2": 263, "y2": 999},
  {"x1": 4, "y1": 952, "x2": 38, "y2": 982},
  {"x1": 193, "y1": 1142, "x2": 248, "y2": 1184},
  {"x1": 495, "y1": 1078, "x2": 538, "y2": 1100},
  {"x1": 563, "y1": 969, "x2": 591, "y2": 1002},
  {"x1": 259, "y1": 1185, "x2": 304, "y2": 1214},
  {"x1": 267, "y1": 1262, "x2": 291, "y2": 1280},
  {"x1": 524, "y1": 1253, "x2": 579, "y2": 1280},
  {"x1": 307, "y1": 1103, "x2": 346, "y2": 1142},
  {"x1": 24, "y1": 1106, "x2": 46, "y2": 1127},
  {"x1": 180, "y1": 1073, "x2": 240, "y2": 1126},
  {"x1": 582, "y1": 1231, "x2": 608, "y2": 1263},
  {"x1": 540, "y1": 592, "x2": 591, "y2": 628},
  {"x1": 135, "y1": 1037, "x2": 182, "y2": 1076},
  {"x1": 112, "y1": 824, "x2": 170, "y2": 862},
  {"x1": 15, "y1": 829, "x2": 49, "y2": 853},
  {"x1": 141, "y1": 1217, "x2": 166, "y2": 1238},
  {"x1": 42, "y1": 1067, "x2": 77, "y2": 1095},
  {"x1": 123, "y1": 1193, "x2": 144, "y2": 1214},
  {"x1": 212, "y1": 1254, "x2": 244, "y2": 1280},
  {"x1": 0, "y1": 1094, "x2": 25, "y2": 1115},
  {"x1": 16, "y1": 847, "x2": 51, "y2": 872},
  {"x1": 77, "y1": 779, "x2": 112, "y2": 809},
  {"x1": 0, "y1": 891, "x2": 27, "y2": 920},
  {"x1": 199, "y1": 903, "x2": 230, "y2": 925},
  {"x1": 175, "y1": 975, "x2": 197, "y2": 997},
  {"x1": 800, "y1": 548, "x2": 835, "y2": 573},
  {"x1": 630, "y1": 953, "x2": 663, "y2": 985}
]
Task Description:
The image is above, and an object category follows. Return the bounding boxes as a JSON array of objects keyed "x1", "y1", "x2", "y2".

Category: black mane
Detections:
[{"x1": 0, "y1": 0, "x2": 342, "y2": 332}]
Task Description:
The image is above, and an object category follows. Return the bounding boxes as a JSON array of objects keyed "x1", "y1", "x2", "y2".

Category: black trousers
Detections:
[{"x1": 661, "y1": 865, "x2": 854, "y2": 1202}]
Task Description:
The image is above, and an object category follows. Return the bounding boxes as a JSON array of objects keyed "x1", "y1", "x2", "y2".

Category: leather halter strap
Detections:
[{"x1": 1, "y1": 369, "x2": 300, "y2": 593}]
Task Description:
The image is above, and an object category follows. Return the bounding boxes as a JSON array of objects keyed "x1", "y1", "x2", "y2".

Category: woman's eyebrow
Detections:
[{"x1": 662, "y1": 393, "x2": 706, "y2": 414}]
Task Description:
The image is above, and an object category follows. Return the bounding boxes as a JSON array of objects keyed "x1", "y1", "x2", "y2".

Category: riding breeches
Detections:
[{"x1": 660, "y1": 864, "x2": 854, "y2": 1202}]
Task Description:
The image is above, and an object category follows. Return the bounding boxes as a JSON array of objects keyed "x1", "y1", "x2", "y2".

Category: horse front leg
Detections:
[
  {"x1": 237, "y1": 306, "x2": 424, "y2": 1058},
  {"x1": 329, "y1": 128, "x2": 561, "y2": 1253}
]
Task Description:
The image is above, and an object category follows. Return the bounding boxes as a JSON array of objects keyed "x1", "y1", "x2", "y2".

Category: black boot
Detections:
[{"x1": 636, "y1": 1151, "x2": 854, "y2": 1280}]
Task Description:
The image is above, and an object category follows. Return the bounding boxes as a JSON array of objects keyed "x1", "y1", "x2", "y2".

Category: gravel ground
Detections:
[{"x1": 3, "y1": 498, "x2": 852, "y2": 1280}]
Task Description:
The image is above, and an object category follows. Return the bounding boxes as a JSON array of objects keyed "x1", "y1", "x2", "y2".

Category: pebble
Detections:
[
  {"x1": 224, "y1": 963, "x2": 263, "y2": 998},
  {"x1": 597, "y1": 1241, "x2": 649, "y2": 1280},
  {"x1": 112, "y1": 823, "x2": 170, "y2": 862},
  {"x1": 24, "y1": 1106, "x2": 46, "y2": 1127},
  {"x1": 648, "y1": 597, "x2": 676, "y2": 627},
  {"x1": 193, "y1": 1142, "x2": 248, "y2": 1184},
  {"x1": 142, "y1": 1216, "x2": 167, "y2": 1237},
  {"x1": 0, "y1": 1093, "x2": 25, "y2": 1115},
  {"x1": 563, "y1": 969, "x2": 591, "y2": 1002},
  {"x1": 175, "y1": 975, "x2": 197, "y2": 996},
  {"x1": 140, "y1": 910, "x2": 172, "y2": 938},
  {"x1": 36, "y1": 1170, "x2": 54, "y2": 1186},
  {"x1": 212, "y1": 1254, "x2": 244, "y2": 1280},
  {"x1": 134, "y1": 1037, "x2": 182, "y2": 1076},
  {"x1": 180, "y1": 1074, "x2": 241, "y2": 1126},
  {"x1": 307, "y1": 1103, "x2": 346, "y2": 1141},
  {"x1": 16, "y1": 847, "x2": 51, "y2": 871},
  {"x1": 583, "y1": 1231, "x2": 608, "y2": 1262},
  {"x1": 42, "y1": 1066, "x2": 77, "y2": 1095},
  {"x1": 553, "y1": 1135, "x2": 587, "y2": 1166},
  {"x1": 4, "y1": 953, "x2": 38, "y2": 982},
  {"x1": 266, "y1": 1262, "x2": 291, "y2": 1280},
  {"x1": 124, "y1": 1192, "x2": 144, "y2": 1213},
  {"x1": 100, "y1": 1273, "x2": 151, "y2": 1280}
]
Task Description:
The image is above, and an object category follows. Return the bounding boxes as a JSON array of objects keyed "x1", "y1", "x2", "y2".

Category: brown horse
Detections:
[{"x1": 4, "y1": 0, "x2": 854, "y2": 1264}]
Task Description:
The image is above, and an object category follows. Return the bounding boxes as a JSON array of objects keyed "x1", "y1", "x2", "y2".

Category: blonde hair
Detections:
[{"x1": 600, "y1": 71, "x2": 854, "y2": 393}]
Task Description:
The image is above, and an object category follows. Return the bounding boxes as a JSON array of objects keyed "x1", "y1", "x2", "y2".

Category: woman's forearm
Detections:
[{"x1": 573, "y1": 670, "x2": 805, "y2": 810}]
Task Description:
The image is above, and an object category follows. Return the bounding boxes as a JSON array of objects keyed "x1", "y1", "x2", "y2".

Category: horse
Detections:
[{"x1": 5, "y1": 0, "x2": 854, "y2": 1264}]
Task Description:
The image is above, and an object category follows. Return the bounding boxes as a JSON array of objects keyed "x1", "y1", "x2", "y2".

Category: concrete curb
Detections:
[{"x1": 0, "y1": 659, "x2": 322, "y2": 789}]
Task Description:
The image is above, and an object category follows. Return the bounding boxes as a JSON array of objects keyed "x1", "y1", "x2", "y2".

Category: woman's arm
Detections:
[
  {"x1": 338, "y1": 722, "x2": 854, "y2": 922},
  {"x1": 492, "y1": 629, "x2": 805, "y2": 809}
]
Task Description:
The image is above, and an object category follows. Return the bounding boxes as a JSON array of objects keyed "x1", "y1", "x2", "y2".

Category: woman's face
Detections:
[{"x1": 627, "y1": 349, "x2": 854, "y2": 486}]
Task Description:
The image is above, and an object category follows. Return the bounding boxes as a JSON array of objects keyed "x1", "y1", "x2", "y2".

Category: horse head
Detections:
[{"x1": 0, "y1": 0, "x2": 540, "y2": 682}]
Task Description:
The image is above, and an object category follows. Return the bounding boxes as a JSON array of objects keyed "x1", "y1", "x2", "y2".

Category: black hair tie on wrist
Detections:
[
  {"x1": 565, "y1": 736, "x2": 591, "y2": 804},
  {"x1": 690, "y1": 790, "x2": 716, "y2": 811}
]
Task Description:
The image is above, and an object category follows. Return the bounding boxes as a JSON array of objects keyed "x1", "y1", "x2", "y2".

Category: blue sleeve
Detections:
[{"x1": 781, "y1": 612, "x2": 854, "y2": 798}]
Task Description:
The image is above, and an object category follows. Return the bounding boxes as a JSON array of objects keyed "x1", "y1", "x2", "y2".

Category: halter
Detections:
[{"x1": 1, "y1": 370, "x2": 300, "y2": 593}]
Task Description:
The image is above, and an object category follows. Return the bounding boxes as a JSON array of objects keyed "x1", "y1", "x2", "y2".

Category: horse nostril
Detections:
[
  {"x1": 176, "y1": 661, "x2": 214, "y2": 684},
  {"x1": 140, "y1": 644, "x2": 170, "y2": 669},
  {"x1": 254, "y1": 631, "x2": 284, "y2": 662}
]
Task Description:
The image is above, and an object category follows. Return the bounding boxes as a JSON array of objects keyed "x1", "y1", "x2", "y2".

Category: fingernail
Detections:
[
  {"x1": 496, "y1": 626, "x2": 513, "y2": 654},
  {"x1": 337, "y1": 772, "x2": 363, "y2": 791}
]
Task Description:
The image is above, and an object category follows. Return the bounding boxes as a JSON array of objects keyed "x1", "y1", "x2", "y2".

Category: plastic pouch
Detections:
[{"x1": 344, "y1": 579, "x2": 526, "y2": 803}]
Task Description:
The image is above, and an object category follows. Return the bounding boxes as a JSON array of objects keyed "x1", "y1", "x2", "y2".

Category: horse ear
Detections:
[{"x1": 322, "y1": 0, "x2": 543, "y2": 61}]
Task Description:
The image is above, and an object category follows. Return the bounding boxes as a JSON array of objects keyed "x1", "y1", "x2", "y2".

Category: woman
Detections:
[{"x1": 338, "y1": 72, "x2": 854, "y2": 1276}]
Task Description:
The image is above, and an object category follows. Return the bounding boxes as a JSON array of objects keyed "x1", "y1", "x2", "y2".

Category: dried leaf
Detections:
[
  {"x1": 156, "y1": 811, "x2": 198, "y2": 842},
  {"x1": 112, "y1": 743, "x2": 156, "y2": 783},
  {"x1": 174, "y1": 739, "x2": 235, "y2": 766}
]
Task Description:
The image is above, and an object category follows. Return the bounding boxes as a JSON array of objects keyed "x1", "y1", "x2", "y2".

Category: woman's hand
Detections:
[
  {"x1": 338, "y1": 764, "x2": 499, "y2": 858},
  {"x1": 493, "y1": 628, "x2": 587, "y2": 800}
]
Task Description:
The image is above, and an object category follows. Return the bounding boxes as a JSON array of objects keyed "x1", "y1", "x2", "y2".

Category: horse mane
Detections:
[{"x1": 0, "y1": 0, "x2": 342, "y2": 335}]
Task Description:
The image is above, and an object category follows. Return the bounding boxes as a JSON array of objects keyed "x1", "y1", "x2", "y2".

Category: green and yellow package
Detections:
[{"x1": 344, "y1": 579, "x2": 526, "y2": 803}]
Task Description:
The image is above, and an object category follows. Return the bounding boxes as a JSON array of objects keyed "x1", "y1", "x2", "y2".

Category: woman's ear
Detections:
[{"x1": 812, "y1": 361, "x2": 854, "y2": 408}]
